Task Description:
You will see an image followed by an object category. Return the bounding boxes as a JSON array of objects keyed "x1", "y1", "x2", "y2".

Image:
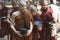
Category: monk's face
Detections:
[
  {"x1": 12, "y1": 2, "x2": 17, "y2": 7},
  {"x1": 32, "y1": 9, "x2": 37, "y2": 15},
  {"x1": 42, "y1": 4, "x2": 48, "y2": 10}
]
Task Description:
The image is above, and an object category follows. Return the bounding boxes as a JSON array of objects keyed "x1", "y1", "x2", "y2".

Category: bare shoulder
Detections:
[{"x1": 12, "y1": 11, "x2": 21, "y2": 17}]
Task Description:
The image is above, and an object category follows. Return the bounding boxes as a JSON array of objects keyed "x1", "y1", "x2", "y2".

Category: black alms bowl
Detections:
[
  {"x1": 19, "y1": 28, "x2": 27, "y2": 35},
  {"x1": 2, "y1": 16, "x2": 7, "y2": 20}
]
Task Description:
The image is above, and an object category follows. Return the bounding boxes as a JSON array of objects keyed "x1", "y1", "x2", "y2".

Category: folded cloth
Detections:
[{"x1": 34, "y1": 21, "x2": 42, "y2": 27}]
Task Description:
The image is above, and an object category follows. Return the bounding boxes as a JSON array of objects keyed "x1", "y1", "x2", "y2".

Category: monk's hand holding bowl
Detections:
[
  {"x1": 25, "y1": 30, "x2": 32, "y2": 36},
  {"x1": 15, "y1": 31, "x2": 23, "y2": 37},
  {"x1": 25, "y1": 21, "x2": 33, "y2": 36},
  {"x1": 5, "y1": 19, "x2": 23, "y2": 37}
]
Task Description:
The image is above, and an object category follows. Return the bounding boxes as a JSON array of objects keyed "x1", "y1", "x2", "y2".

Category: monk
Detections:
[
  {"x1": 30, "y1": 5, "x2": 42, "y2": 40},
  {"x1": 6, "y1": 1, "x2": 33, "y2": 40},
  {"x1": 10, "y1": 0, "x2": 19, "y2": 16},
  {"x1": 39, "y1": 1, "x2": 55, "y2": 40},
  {"x1": 0, "y1": 1, "x2": 10, "y2": 38}
]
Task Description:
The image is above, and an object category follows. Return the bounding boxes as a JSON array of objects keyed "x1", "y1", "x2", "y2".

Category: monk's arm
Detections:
[
  {"x1": 6, "y1": 18, "x2": 17, "y2": 32},
  {"x1": 26, "y1": 13, "x2": 33, "y2": 36},
  {"x1": 26, "y1": 21, "x2": 33, "y2": 36}
]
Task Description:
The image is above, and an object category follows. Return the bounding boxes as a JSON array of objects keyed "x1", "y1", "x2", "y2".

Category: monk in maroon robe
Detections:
[
  {"x1": 30, "y1": 5, "x2": 42, "y2": 40},
  {"x1": 30, "y1": 7, "x2": 39, "y2": 40},
  {"x1": 12, "y1": 2, "x2": 19, "y2": 12},
  {"x1": 39, "y1": 1, "x2": 55, "y2": 40},
  {"x1": 10, "y1": 1, "x2": 19, "y2": 16},
  {"x1": 0, "y1": 2, "x2": 10, "y2": 38}
]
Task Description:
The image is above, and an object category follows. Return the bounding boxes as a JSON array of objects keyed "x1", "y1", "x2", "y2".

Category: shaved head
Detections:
[
  {"x1": 42, "y1": 0, "x2": 48, "y2": 6},
  {"x1": 42, "y1": 0, "x2": 48, "y2": 10}
]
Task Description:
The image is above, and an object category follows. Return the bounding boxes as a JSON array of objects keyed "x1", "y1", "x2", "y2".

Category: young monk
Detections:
[{"x1": 30, "y1": 5, "x2": 42, "y2": 40}]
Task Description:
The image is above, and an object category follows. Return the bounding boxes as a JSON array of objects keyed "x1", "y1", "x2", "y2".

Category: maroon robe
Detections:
[
  {"x1": 32, "y1": 27, "x2": 39, "y2": 40},
  {"x1": 32, "y1": 13, "x2": 42, "y2": 40},
  {"x1": 39, "y1": 6, "x2": 53, "y2": 40},
  {"x1": 0, "y1": 7, "x2": 11, "y2": 38},
  {"x1": 13, "y1": 7, "x2": 19, "y2": 12},
  {"x1": 0, "y1": 9, "x2": 1, "y2": 34}
]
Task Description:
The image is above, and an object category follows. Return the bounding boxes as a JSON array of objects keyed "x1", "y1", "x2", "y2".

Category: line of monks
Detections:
[{"x1": 0, "y1": 0, "x2": 58, "y2": 40}]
